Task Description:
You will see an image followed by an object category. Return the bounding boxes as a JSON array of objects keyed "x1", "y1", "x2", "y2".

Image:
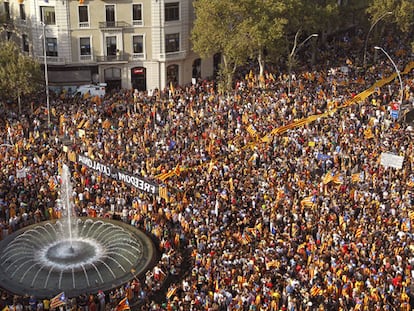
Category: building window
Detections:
[
  {"x1": 40, "y1": 7, "x2": 56, "y2": 25},
  {"x1": 165, "y1": 2, "x2": 179, "y2": 21},
  {"x1": 19, "y1": 4, "x2": 26, "y2": 20},
  {"x1": 105, "y1": 5, "x2": 115, "y2": 27},
  {"x1": 165, "y1": 33, "x2": 179, "y2": 53},
  {"x1": 106, "y1": 36, "x2": 117, "y2": 56},
  {"x1": 4, "y1": 2, "x2": 10, "y2": 21},
  {"x1": 132, "y1": 4, "x2": 143, "y2": 26},
  {"x1": 104, "y1": 67, "x2": 121, "y2": 79},
  {"x1": 79, "y1": 6, "x2": 89, "y2": 28},
  {"x1": 46, "y1": 38, "x2": 58, "y2": 57},
  {"x1": 22, "y1": 34, "x2": 29, "y2": 52},
  {"x1": 80, "y1": 37, "x2": 91, "y2": 59},
  {"x1": 132, "y1": 35, "x2": 144, "y2": 59},
  {"x1": 133, "y1": 35, "x2": 143, "y2": 54}
]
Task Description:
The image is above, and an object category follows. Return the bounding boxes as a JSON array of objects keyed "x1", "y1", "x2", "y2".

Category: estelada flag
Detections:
[
  {"x1": 166, "y1": 286, "x2": 177, "y2": 300},
  {"x1": 50, "y1": 292, "x2": 66, "y2": 309},
  {"x1": 116, "y1": 297, "x2": 130, "y2": 311}
]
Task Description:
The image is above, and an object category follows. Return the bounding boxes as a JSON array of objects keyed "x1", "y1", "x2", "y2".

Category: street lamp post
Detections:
[
  {"x1": 374, "y1": 46, "x2": 403, "y2": 120},
  {"x1": 41, "y1": 22, "x2": 51, "y2": 128},
  {"x1": 288, "y1": 31, "x2": 318, "y2": 95},
  {"x1": 363, "y1": 11, "x2": 392, "y2": 69}
]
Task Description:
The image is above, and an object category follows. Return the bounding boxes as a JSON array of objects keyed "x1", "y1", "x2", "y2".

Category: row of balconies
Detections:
[
  {"x1": 35, "y1": 50, "x2": 187, "y2": 65},
  {"x1": 8, "y1": 18, "x2": 140, "y2": 30}
]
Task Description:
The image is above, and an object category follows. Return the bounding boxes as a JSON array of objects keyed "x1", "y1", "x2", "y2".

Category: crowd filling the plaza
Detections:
[{"x1": 1, "y1": 31, "x2": 414, "y2": 311}]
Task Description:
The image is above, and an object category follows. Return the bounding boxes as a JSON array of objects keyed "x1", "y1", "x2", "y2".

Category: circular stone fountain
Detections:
[
  {"x1": 0, "y1": 164, "x2": 156, "y2": 298},
  {"x1": 0, "y1": 218, "x2": 156, "y2": 298}
]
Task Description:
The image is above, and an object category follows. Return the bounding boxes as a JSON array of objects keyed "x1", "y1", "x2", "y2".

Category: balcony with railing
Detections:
[
  {"x1": 36, "y1": 56, "x2": 66, "y2": 65},
  {"x1": 159, "y1": 50, "x2": 187, "y2": 61},
  {"x1": 98, "y1": 21, "x2": 129, "y2": 30},
  {"x1": 79, "y1": 22, "x2": 90, "y2": 29},
  {"x1": 96, "y1": 53, "x2": 129, "y2": 62},
  {"x1": 132, "y1": 52, "x2": 145, "y2": 60},
  {"x1": 80, "y1": 54, "x2": 94, "y2": 62}
]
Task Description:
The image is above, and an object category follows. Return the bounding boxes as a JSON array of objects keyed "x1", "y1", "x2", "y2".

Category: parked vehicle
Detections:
[{"x1": 74, "y1": 83, "x2": 107, "y2": 97}]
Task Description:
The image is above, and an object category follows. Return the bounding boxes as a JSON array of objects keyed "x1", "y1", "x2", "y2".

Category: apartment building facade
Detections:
[{"x1": 1, "y1": 0, "x2": 216, "y2": 92}]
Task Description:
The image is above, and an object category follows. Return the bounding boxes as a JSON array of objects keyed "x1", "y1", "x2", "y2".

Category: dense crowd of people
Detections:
[{"x1": 1, "y1": 30, "x2": 414, "y2": 311}]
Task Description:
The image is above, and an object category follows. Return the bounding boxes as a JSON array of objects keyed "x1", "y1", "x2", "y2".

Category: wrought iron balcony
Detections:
[
  {"x1": 98, "y1": 21, "x2": 129, "y2": 29},
  {"x1": 96, "y1": 54, "x2": 129, "y2": 62}
]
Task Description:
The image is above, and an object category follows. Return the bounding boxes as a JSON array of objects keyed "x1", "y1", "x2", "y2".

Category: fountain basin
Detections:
[{"x1": 0, "y1": 218, "x2": 157, "y2": 298}]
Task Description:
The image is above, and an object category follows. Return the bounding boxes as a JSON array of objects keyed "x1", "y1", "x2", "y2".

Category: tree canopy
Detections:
[
  {"x1": 192, "y1": 0, "x2": 292, "y2": 92},
  {"x1": 366, "y1": 0, "x2": 414, "y2": 33},
  {"x1": 0, "y1": 41, "x2": 43, "y2": 113},
  {"x1": 191, "y1": 0, "x2": 413, "y2": 90}
]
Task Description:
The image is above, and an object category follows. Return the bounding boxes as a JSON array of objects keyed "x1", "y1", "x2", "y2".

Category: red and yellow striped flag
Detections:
[
  {"x1": 322, "y1": 171, "x2": 333, "y2": 184},
  {"x1": 310, "y1": 285, "x2": 322, "y2": 297},
  {"x1": 157, "y1": 170, "x2": 175, "y2": 182},
  {"x1": 355, "y1": 227, "x2": 363, "y2": 238},
  {"x1": 116, "y1": 297, "x2": 130, "y2": 311},
  {"x1": 301, "y1": 196, "x2": 315, "y2": 207},
  {"x1": 246, "y1": 124, "x2": 258, "y2": 138},
  {"x1": 166, "y1": 286, "x2": 177, "y2": 300},
  {"x1": 173, "y1": 164, "x2": 181, "y2": 176}
]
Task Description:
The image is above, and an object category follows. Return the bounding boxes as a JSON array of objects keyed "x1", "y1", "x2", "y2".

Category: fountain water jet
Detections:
[
  {"x1": 0, "y1": 163, "x2": 156, "y2": 298},
  {"x1": 60, "y1": 164, "x2": 76, "y2": 252}
]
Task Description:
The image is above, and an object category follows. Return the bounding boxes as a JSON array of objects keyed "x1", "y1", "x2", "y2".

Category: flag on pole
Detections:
[
  {"x1": 50, "y1": 292, "x2": 66, "y2": 310},
  {"x1": 169, "y1": 82, "x2": 175, "y2": 96},
  {"x1": 116, "y1": 297, "x2": 130, "y2": 311}
]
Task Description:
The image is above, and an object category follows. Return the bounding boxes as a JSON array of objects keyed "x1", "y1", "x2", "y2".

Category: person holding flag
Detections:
[
  {"x1": 115, "y1": 296, "x2": 130, "y2": 311},
  {"x1": 49, "y1": 292, "x2": 66, "y2": 310}
]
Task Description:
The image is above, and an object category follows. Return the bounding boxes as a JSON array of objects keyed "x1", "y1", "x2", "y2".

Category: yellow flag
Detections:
[{"x1": 229, "y1": 177, "x2": 234, "y2": 192}]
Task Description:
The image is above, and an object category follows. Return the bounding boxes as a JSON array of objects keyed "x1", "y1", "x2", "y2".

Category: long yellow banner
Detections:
[
  {"x1": 261, "y1": 61, "x2": 414, "y2": 143},
  {"x1": 161, "y1": 61, "x2": 414, "y2": 182}
]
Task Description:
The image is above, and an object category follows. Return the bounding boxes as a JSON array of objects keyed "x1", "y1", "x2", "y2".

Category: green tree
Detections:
[
  {"x1": 192, "y1": 0, "x2": 290, "y2": 91},
  {"x1": 192, "y1": 0, "x2": 249, "y2": 92},
  {"x1": 237, "y1": 0, "x2": 288, "y2": 79},
  {"x1": 0, "y1": 41, "x2": 43, "y2": 114},
  {"x1": 367, "y1": 0, "x2": 414, "y2": 33}
]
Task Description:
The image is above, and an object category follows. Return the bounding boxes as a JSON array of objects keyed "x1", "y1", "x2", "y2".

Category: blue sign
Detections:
[
  {"x1": 317, "y1": 153, "x2": 331, "y2": 161},
  {"x1": 391, "y1": 109, "x2": 399, "y2": 119}
]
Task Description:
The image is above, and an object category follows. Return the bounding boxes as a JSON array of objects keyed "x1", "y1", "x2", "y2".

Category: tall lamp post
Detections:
[
  {"x1": 41, "y1": 21, "x2": 51, "y2": 128},
  {"x1": 288, "y1": 31, "x2": 318, "y2": 95},
  {"x1": 374, "y1": 46, "x2": 403, "y2": 120},
  {"x1": 363, "y1": 11, "x2": 392, "y2": 69}
]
